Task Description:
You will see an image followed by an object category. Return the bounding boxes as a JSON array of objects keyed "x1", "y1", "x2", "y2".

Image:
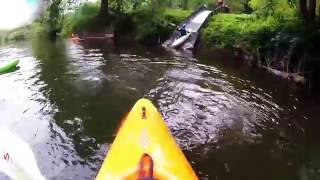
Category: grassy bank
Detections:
[
  {"x1": 201, "y1": 13, "x2": 304, "y2": 49},
  {"x1": 201, "y1": 12, "x2": 320, "y2": 88},
  {"x1": 202, "y1": 14, "x2": 279, "y2": 48}
]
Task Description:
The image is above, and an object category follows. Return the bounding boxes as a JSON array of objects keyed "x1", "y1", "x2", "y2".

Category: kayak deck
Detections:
[{"x1": 96, "y1": 98, "x2": 198, "y2": 180}]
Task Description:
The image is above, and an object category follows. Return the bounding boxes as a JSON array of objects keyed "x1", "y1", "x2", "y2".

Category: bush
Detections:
[
  {"x1": 31, "y1": 21, "x2": 50, "y2": 37},
  {"x1": 0, "y1": 25, "x2": 33, "y2": 43},
  {"x1": 249, "y1": 0, "x2": 297, "y2": 19},
  {"x1": 132, "y1": 9, "x2": 163, "y2": 43},
  {"x1": 163, "y1": 8, "x2": 192, "y2": 25},
  {"x1": 202, "y1": 14, "x2": 254, "y2": 47},
  {"x1": 61, "y1": 2, "x2": 100, "y2": 37},
  {"x1": 131, "y1": 8, "x2": 190, "y2": 43},
  {"x1": 201, "y1": 13, "x2": 299, "y2": 48}
]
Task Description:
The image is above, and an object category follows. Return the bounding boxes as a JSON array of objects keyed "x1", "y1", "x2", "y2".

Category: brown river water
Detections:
[{"x1": 0, "y1": 38, "x2": 320, "y2": 180}]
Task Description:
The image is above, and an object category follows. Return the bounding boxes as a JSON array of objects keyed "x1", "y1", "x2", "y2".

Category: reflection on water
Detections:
[{"x1": 0, "y1": 38, "x2": 320, "y2": 180}]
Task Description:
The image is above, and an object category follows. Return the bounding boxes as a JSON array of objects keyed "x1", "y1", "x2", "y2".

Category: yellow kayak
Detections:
[{"x1": 96, "y1": 98, "x2": 198, "y2": 180}]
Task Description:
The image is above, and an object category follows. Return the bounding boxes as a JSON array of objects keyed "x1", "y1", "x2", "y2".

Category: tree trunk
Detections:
[
  {"x1": 308, "y1": 0, "x2": 316, "y2": 24},
  {"x1": 99, "y1": 0, "x2": 108, "y2": 18},
  {"x1": 151, "y1": 0, "x2": 158, "y2": 16},
  {"x1": 300, "y1": 0, "x2": 308, "y2": 23},
  {"x1": 168, "y1": 0, "x2": 172, "y2": 7},
  {"x1": 133, "y1": 0, "x2": 138, "y2": 10},
  {"x1": 242, "y1": 0, "x2": 253, "y2": 14},
  {"x1": 183, "y1": 0, "x2": 188, "y2": 9}
]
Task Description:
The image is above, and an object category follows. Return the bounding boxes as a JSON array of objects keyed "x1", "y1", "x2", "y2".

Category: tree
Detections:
[
  {"x1": 241, "y1": 0, "x2": 253, "y2": 13},
  {"x1": 298, "y1": 0, "x2": 317, "y2": 26},
  {"x1": 249, "y1": 0, "x2": 293, "y2": 17},
  {"x1": 299, "y1": 0, "x2": 308, "y2": 22},
  {"x1": 47, "y1": 0, "x2": 62, "y2": 34},
  {"x1": 308, "y1": 0, "x2": 316, "y2": 24},
  {"x1": 99, "y1": 0, "x2": 109, "y2": 18},
  {"x1": 180, "y1": 0, "x2": 188, "y2": 9}
]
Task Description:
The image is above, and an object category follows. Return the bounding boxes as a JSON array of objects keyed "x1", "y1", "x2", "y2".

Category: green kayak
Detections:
[{"x1": 0, "y1": 59, "x2": 19, "y2": 73}]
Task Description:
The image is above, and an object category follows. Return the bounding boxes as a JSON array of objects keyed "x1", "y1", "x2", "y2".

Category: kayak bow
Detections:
[
  {"x1": 96, "y1": 98, "x2": 198, "y2": 180},
  {"x1": 0, "y1": 59, "x2": 19, "y2": 73}
]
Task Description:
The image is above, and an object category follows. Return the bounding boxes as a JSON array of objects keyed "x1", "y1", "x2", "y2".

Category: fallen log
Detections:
[{"x1": 262, "y1": 66, "x2": 307, "y2": 85}]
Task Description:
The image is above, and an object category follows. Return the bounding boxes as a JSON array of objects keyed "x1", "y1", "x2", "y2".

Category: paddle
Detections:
[
  {"x1": 168, "y1": 22, "x2": 177, "y2": 27},
  {"x1": 0, "y1": 128, "x2": 45, "y2": 180}
]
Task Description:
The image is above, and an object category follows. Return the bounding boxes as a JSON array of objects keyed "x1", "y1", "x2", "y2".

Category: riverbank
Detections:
[
  {"x1": 200, "y1": 13, "x2": 320, "y2": 88},
  {"x1": 0, "y1": 4, "x2": 191, "y2": 44}
]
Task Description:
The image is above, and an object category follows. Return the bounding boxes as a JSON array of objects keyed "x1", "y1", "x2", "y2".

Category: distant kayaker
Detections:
[
  {"x1": 216, "y1": 0, "x2": 224, "y2": 7},
  {"x1": 215, "y1": 0, "x2": 230, "y2": 13},
  {"x1": 177, "y1": 24, "x2": 188, "y2": 37}
]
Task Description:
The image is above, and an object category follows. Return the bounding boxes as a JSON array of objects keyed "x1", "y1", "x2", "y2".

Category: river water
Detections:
[{"x1": 0, "y1": 38, "x2": 320, "y2": 180}]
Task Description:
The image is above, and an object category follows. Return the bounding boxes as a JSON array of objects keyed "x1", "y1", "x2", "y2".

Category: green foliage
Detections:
[
  {"x1": 111, "y1": 0, "x2": 248, "y2": 12},
  {"x1": 47, "y1": 0, "x2": 63, "y2": 31},
  {"x1": 23, "y1": 1, "x2": 100, "y2": 38},
  {"x1": 6, "y1": 33, "x2": 24, "y2": 41},
  {"x1": 201, "y1": 13, "x2": 297, "y2": 48},
  {"x1": 200, "y1": 0, "x2": 301, "y2": 48},
  {"x1": 188, "y1": 0, "x2": 213, "y2": 9},
  {"x1": 22, "y1": 0, "x2": 63, "y2": 37},
  {"x1": 133, "y1": 0, "x2": 153, "y2": 10},
  {"x1": 234, "y1": 0, "x2": 253, "y2": 12},
  {"x1": 163, "y1": 8, "x2": 192, "y2": 25},
  {"x1": 109, "y1": 0, "x2": 161, "y2": 13},
  {"x1": 132, "y1": 8, "x2": 165, "y2": 42},
  {"x1": 110, "y1": 0, "x2": 129, "y2": 12},
  {"x1": 31, "y1": 21, "x2": 50, "y2": 37},
  {"x1": 249, "y1": 0, "x2": 297, "y2": 19},
  {"x1": 153, "y1": 0, "x2": 251, "y2": 12},
  {"x1": 132, "y1": 8, "x2": 191, "y2": 43},
  {"x1": 61, "y1": 2, "x2": 100, "y2": 37},
  {"x1": 318, "y1": 2, "x2": 320, "y2": 16},
  {"x1": 0, "y1": 26, "x2": 33, "y2": 43}
]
